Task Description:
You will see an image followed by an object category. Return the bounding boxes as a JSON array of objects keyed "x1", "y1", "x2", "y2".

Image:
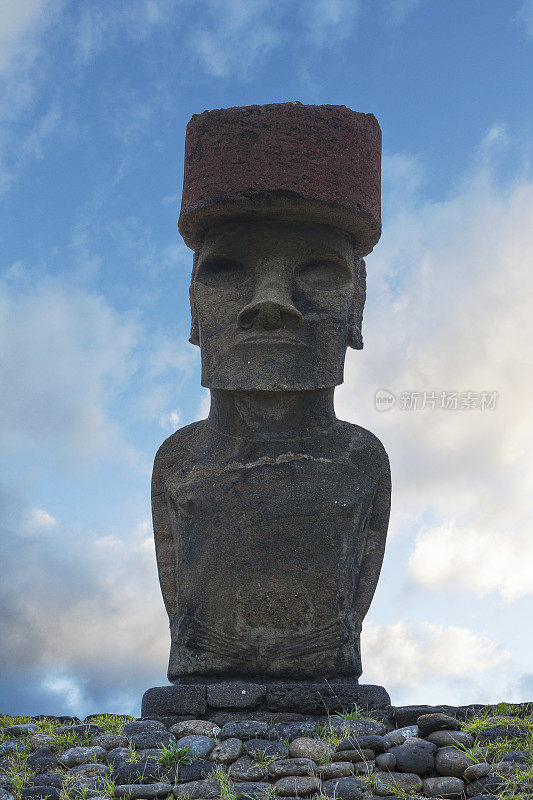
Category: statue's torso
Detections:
[{"x1": 153, "y1": 420, "x2": 390, "y2": 681}]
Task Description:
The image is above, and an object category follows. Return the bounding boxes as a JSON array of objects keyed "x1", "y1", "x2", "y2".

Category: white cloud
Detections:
[
  {"x1": 0, "y1": 275, "x2": 139, "y2": 470},
  {"x1": 0, "y1": 0, "x2": 58, "y2": 77},
  {"x1": 23, "y1": 508, "x2": 57, "y2": 532},
  {"x1": 306, "y1": 0, "x2": 359, "y2": 45},
  {"x1": 409, "y1": 520, "x2": 533, "y2": 602},
  {"x1": 517, "y1": 0, "x2": 533, "y2": 37},
  {"x1": 363, "y1": 620, "x2": 509, "y2": 686},
  {"x1": 336, "y1": 128, "x2": 533, "y2": 603}
]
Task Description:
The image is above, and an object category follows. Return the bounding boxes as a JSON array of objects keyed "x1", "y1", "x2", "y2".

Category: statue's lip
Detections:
[{"x1": 238, "y1": 333, "x2": 305, "y2": 346}]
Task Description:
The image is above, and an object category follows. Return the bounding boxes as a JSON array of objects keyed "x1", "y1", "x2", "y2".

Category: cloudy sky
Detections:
[{"x1": 1, "y1": 0, "x2": 533, "y2": 717}]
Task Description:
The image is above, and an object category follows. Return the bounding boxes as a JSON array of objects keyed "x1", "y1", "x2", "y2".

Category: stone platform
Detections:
[{"x1": 141, "y1": 680, "x2": 390, "y2": 721}]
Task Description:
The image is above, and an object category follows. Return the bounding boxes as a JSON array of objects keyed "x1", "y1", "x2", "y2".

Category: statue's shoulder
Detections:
[
  {"x1": 336, "y1": 420, "x2": 390, "y2": 485},
  {"x1": 152, "y1": 420, "x2": 210, "y2": 490}
]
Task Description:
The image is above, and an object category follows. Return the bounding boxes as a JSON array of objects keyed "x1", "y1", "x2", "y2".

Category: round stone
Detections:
[
  {"x1": 27, "y1": 748, "x2": 59, "y2": 774},
  {"x1": 333, "y1": 748, "x2": 375, "y2": 763},
  {"x1": 435, "y1": 746, "x2": 472, "y2": 778},
  {"x1": 170, "y1": 721, "x2": 221, "y2": 738},
  {"x1": 337, "y1": 736, "x2": 390, "y2": 754},
  {"x1": 26, "y1": 775, "x2": 63, "y2": 789},
  {"x1": 428, "y1": 730, "x2": 475, "y2": 748},
  {"x1": 266, "y1": 722, "x2": 318, "y2": 742},
  {"x1": 115, "y1": 783, "x2": 173, "y2": 799},
  {"x1": 173, "y1": 759, "x2": 216, "y2": 784},
  {"x1": 122, "y1": 721, "x2": 166, "y2": 737},
  {"x1": 210, "y1": 738, "x2": 244, "y2": 765},
  {"x1": 176, "y1": 735, "x2": 215, "y2": 759},
  {"x1": 228, "y1": 756, "x2": 266, "y2": 781},
  {"x1": 128, "y1": 731, "x2": 176, "y2": 750},
  {"x1": 173, "y1": 778, "x2": 221, "y2": 799},
  {"x1": 274, "y1": 776, "x2": 320, "y2": 796},
  {"x1": 58, "y1": 746, "x2": 107, "y2": 768},
  {"x1": 232, "y1": 782, "x2": 271, "y2": 799},
  {"x1": 5, "y1": 724, "x2": 40, "y2": 737},
  {"x1": 353, "y1": 760, "x2": 375, "y2": 775},
  {"x1": 373, "y1": 772, "x2": 423, "y2": 797},
  {"x1": 500, "y1": 750, "x2": 529, "y2": 763},
  {"x1": 90, "y1": 734, "x2": 129, "y2": 750},
  {"x1": 388, "y1": 740, "x2": 436, "y2": 775},
  {"x1": 463, "y1": 763, "x2": 491, "y2": 781},
  {"x1": 29, "y1": 734, "x2": 55, "y2": 751},
  {"x1": 386, "y1": 726, "x2": 418, "y2": 746},
  {"x1": 417, "y1": 714, "x2": 461, "y2": 737},
  {"x1": 267, "y1": 758, "x2": 315, "y2": 779},
  {"x1": 474, "y1": 725, "x2": 526, "y2": 745},
  {"x1": 375, "y1": 753, "x2": 396, "y2": 771},
  {"x1": 321, "y1": 776, "x2": 366, "y2": 800},
  {"x1": 0, "y1": 789, "x2": 14, "y2": 800},
  {"x1": 466, "y1": 775, "x2": 507, "y2": 797},
  {"x1": 67, "y1": 763, "x2": 111, "y2": 778},
  {"x1": 289, "y1": 737, "x2": 333, "y2": 762},
  {"x1": 422, "y1": 777, "x2": 465, "y2": 798},
  {"x1": 316, "y1": 762, "x2": 355, "y2": 779},
  {"x1": 20, "y1": 788, "x2": 60, "y2": 800},
  {"x1": 244, "y1": 739, "x2": 288, "y2": 760},
  {"x1": 0, "y1": 741, "x2": 25, "y2": 756},
  {"x1": 220, "y1": 722, "x2": 269, "y2": 742},
  {"x1": 106, "y1": 747, "x2": 132, "y2": 766}
]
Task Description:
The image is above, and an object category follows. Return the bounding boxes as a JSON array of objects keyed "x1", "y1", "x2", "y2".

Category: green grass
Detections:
[
  {"x1": 87, "y1": 714, "x2": 134, "y2": 734},
  {"x1": 158, "y1": 743, "x2": 194, "y2": 769}
]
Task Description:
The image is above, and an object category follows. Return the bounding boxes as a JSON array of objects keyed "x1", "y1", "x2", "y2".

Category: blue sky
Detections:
[{"x1": 1, "y1": 0, "x2": 533, "y2": 716}]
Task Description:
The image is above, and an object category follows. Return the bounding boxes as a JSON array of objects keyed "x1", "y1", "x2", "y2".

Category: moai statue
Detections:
[{"x1": 143, "y1": 103, "x2": 391, "y2": 718}]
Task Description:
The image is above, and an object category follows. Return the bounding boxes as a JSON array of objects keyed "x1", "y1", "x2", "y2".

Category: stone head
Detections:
[
  {"x1": 189, "y1": 219, "x2": 366, "y2": 390},
  {"x1": 178, "y1": 102, "x2": 381, "y2": 390}
]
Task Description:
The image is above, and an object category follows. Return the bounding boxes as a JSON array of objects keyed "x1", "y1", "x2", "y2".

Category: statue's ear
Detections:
[
  {"x1": 347, "y1": 257, "x2": 366, "y2": 350},
  {"x1": 189, "y1": 252, "x2": 200, "y2": 346}
]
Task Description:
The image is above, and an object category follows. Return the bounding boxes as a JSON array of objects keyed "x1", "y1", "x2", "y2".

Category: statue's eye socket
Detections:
[
  {"x1": 296, "y1": 260, "x2": 351, "y2": 288},
  {"x1": 196, "y1": 257, "x2": 247, "y2": 286}
]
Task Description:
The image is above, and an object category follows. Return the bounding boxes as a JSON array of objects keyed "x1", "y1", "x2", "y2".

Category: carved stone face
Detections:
[{"x1": 190, "y1": 220, "x2": 365, "y2": 391}]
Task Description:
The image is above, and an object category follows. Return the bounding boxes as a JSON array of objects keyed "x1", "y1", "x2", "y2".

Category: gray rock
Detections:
[
  {"x1": 58, "y1": 746, "x2": 107, "y2": 768},
  {"x1": 388, "y1": 740, "x2": 436, "y2": 775},
  {"x1": 490, "y1": 761, "x2": 522, "y2": 777},
  {"x1": 386, "y1": 726, "x2": 418, "y2": 746},
  {"x1": 375, "y1": 753, "x2": 396, "y2": 770},
  {"x1": 123, "y1": 721, "x2": 166, "y2": 737},
  {"x1": 316, "y1": 762, "x2": 354, "y2": 779},
  {"x1": 4, "y1": 724, "x2": 40, "y2": 737},
  {"x1": 140, "y1": 749, "x2": 165, "y2": 761},
  {"x1": 173, "y1": 779, "x2": 220, "y2": 798},
  {"x1": 466, "y1": 775, "x2": 507, "y2": 796},
  {"x1": 321, "y1": 776, "x2": 366, "y2": 800},
  {"x1": 170, "y1": 721, "x2": 220, "y2": 738},
  {"x1": 106, "y1": 747, "x2": 132, "y2": 766},
  {"x1": 128, "y1": 731, "x2": 176, "y2": 751},
  {"x1": 141, "y1": 686, "x2": 207, "y2": 719},
  {"x1": 435, "y1": 746, "x2": 472, "y2": 778},
  {"x1": 232, "y1": 782, "x2": 271, "y2": 799},
  {"x1": 463, "y1": 763, "x2": 491, "y2": 781},
  {"x1": 288, "y1": 737, "x2": 333, "y2": 762},
  {"x1": 172, "y1": 759, "x2": 216, "y2": 784},
  {"x1": 353, "y1": 760, "x2": 375, "y2": 775},
  {"x1": 265, "y1": 684, "x2": 390, "y2": 715},
  {"x1": 210, "y1": 738, "x2": 244, "y2": 765},
  {"x1": 0, "y1": 741, "x2": 25, "y2": 755},
  {"x1": 244, "y1": 739, "x2": 288, "y2": 760},
  {"x1": 91, "y1": 734, "x2": 129, "y2": 750},
  {"x1": 0, "y1": 790, "x2": 14, "y2": 800},
  {"x1": 267, "y1": 758, "x2": 315, "y2": 778},
  {"x1": 21, "y1": 788, "x2": 61, "y2": 800},
  {"x1": 422, "y1": 777, "x2": 465, "y2": 798},
  {"x1": 0, "y1": 779, "x2": 12, "y2": 792},
  {"x1": 61, "y1": 776, "x2": 109, "y2": 798},
  {"x1": 428, "y1": 730, "x2": 474, "y2": 748},
  {"x1": 266, "y1": 721, "x2": 318, "y2": 742},
  {"x1": 67, "y1": 763, "x2": 111, "y2": 778},
  {"x1": 373, "y1": 771, "x2": 423, "y2": 796},
  {"x1": 29, "y1": 735, "x2": 55, "y2": 752},
  {"x1": 26, "y1": 775, "x2": 64, "y2": 788},
  {"x1": 114, "y1": 782, "x2": 173, "y2": 799},
  {"x1": 207, "y1": 683, "x2": 266, "y2": 709},
  {"x1": 333, "y1": 748, "x2": 374, "y2": 763},
  {"x1": 27, "y1": 748, "x2": 59, "y2": 774},
  {"x1": 475, "y1": 725, "x2": 527, "y2": 745},
  {"x1": 175, "y1": 735, "x2": 214, "y2": 759},
  {"x1": 228, "y1": 756, "x2": 266, "y2": 781},
  {"x1": 417, "y1": 714, "x2": 461, "y2": 737},
  {"x1": 219, "y1": 722, "x2": 269, "y2": 742},
  {"x1": 113, "y1": 760, "x2": 168, "y2": 785},
  {"x1": 337, "y1": 735, "x2": 389, "y2": 754},
  {"x1": 274, "y1": 776, "x2": 320, "y2": 796}
]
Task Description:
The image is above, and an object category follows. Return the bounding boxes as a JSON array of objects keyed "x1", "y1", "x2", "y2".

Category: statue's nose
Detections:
[{"x1": 238, "y1": 293, "x2": 303, "y2": 331}]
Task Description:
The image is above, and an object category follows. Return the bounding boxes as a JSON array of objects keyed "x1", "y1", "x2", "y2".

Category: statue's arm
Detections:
[
  {"x1": 353, "y1": 438, "x2": 391, "y2": 627},
  {"x1": 151, "y1": 441, "x2": 179, "y2": 620}
]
